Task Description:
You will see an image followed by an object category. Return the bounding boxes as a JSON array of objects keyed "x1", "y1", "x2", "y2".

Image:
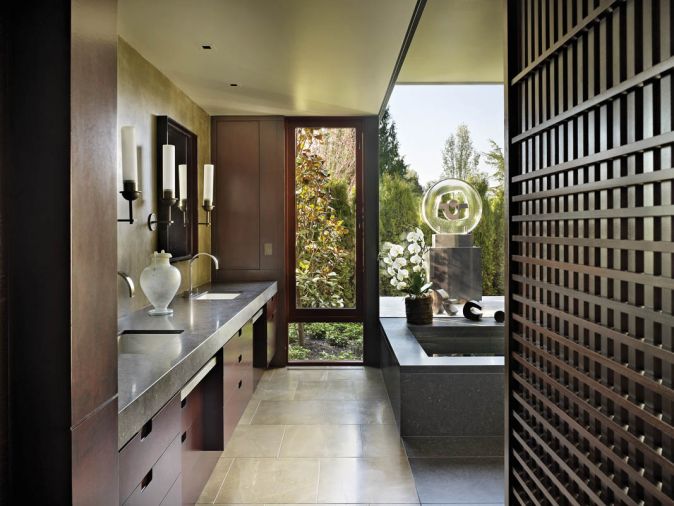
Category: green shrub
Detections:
[{"x1": 289, "y1": 345, "x2": 310, "y2": 360}]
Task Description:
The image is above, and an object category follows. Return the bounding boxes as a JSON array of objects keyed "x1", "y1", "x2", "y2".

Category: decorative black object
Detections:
[
  {"x1": 494, "y1": 310, "x2": 505, "y2": 323},
  {"x1": 117, "y1": 180, "x2": 142, "y2": 224},
  {"x1": 462, "y1": 300, "x2": 482, "y2": 321}
]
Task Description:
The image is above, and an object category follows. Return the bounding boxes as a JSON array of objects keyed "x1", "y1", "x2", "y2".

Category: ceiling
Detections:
[
  {"x1": 118, "y1": 0, "x2": 417, "y2": 116},
  {"x1": 397, "y1": 0, "x2": 504, "y2": 84}
]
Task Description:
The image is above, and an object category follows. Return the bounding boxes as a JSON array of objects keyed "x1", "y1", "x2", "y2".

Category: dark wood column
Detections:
[
  {"x1": 506, "y1": 0, "x2": 674, "y2": 504},
  {"x1": 5, "y1": 1, "x2": 118, "y2": 504}
]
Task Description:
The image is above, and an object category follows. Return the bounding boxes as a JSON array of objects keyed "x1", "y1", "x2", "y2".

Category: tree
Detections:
[
  {"x1": 294, "y1": 128, "x2": 353, "y2": 312},
  {"x1": 379, "y1": 107, "x2": 408, "y2": 177},
  {"x1": 441, "y1": 124, "x2": 480, "y2": 180}
]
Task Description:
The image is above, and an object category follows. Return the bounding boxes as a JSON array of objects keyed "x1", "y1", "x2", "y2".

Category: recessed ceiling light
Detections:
[{"x1": 201, "y1": 44, "x2": 212, "y2": 50}]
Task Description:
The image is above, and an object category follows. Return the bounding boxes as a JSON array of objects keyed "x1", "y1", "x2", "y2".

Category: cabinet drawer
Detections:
[
  {"x1": 159, "y1": 475, "x2": 181, "y2": 506},
  {"x1": 180, "y1": 381, "x2": 204, "y2": 433},
  {"x1": 123, "y1": 434, "x2": 181, "y2": 506},
  {"x1": 120, "y1": 394, "x2": 181, "y2": 503},
  {"x1": 182, "y1": 425, "x2": 220, "y2": 504}
]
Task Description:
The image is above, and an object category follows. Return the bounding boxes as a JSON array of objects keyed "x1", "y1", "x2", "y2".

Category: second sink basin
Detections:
[{"x1": 195, "y1": 292, "x2": 240, "y2": 300}]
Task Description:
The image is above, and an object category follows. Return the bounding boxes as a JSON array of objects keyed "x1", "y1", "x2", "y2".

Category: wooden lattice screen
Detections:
[{"x1": 505, "y1": 0, "x2": 674, "y2": 504}]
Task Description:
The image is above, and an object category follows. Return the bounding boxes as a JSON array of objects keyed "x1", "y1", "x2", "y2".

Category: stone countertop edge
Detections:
[
  {"x1": 117, "y1": 281, "x2": 277, "y2": 449},
  {"x1": 379, "y1": 317, "x2": 505, "y2": 373}
]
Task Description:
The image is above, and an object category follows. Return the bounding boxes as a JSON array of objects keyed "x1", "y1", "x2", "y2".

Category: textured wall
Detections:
[{"x1": 117, "y1": 38, "x2": 211, "y2": 317}]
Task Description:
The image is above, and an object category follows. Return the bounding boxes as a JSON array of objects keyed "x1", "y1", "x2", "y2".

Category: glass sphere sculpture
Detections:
[{"x1": 421, "y1": 178, "x2": 483, "y2": 234}]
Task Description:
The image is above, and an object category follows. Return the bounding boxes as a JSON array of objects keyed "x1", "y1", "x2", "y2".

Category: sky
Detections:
[{"x1": 387, "y1": 84, "x2": 505, "y2": 185}]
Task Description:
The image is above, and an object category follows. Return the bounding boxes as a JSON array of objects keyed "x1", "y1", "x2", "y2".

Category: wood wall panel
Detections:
[
  {"x1": 213, "y1": 120, "x2": 261, "y2": 270},
  {"x1": 506, "y1": 0, "x2": 674, "y2": 504},
  {"x1": 212, "y1": 117, "x2": 286, "y2": 365}
]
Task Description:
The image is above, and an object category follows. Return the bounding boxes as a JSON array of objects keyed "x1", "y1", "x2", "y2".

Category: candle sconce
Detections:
[
  {"x1": 176, "y1": 197, "x2": 189, "y2": 227},
  {"x1": 147, "y1": 190, "x2": 179, "y2": 231},
  {"x1": 117, "y1": 181, "x2": 142, "y2": 224},
  {"x1": 198, "y1": 200, "x2": 215, "y2": 226}
]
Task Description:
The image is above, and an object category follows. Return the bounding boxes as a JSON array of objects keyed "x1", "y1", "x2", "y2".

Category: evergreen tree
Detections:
[
  {"x1": 379, "y1": 108, "x2": 408, "y2": 177},
  {"x1": 441, "y1": 124, "x2": 480, "y2": 180}
]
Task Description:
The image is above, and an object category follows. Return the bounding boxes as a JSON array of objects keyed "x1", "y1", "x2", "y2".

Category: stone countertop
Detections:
[
  {"x1": 117, "y1": 281, "x2": 277, "y2": 449},
  {"x1": 379, "y1": 315, "x2": 505, "y2": 374},
  {"x1": 379, "y1": 295, "x2": 506, "y2": 318}
]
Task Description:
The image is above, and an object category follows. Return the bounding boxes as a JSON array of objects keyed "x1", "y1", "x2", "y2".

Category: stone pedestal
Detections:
[{"x1": 425, "y1": 234, "x2": 482, "y2": 302}]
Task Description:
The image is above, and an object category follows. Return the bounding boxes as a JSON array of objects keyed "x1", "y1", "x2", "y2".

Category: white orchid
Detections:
[
  {"x1": 380, "y1": 229, "x2": 431, "y2": 297},
  {"x1": 397, "y1": 268, "x2": 409, "y2": 280}
]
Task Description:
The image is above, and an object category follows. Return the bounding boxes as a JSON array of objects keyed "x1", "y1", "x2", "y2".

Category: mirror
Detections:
[{"x1": 156, "y1": 116, "x2": 198, "y2": 261}]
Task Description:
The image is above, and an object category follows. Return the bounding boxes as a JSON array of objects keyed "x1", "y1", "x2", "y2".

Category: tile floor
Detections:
[{"x1": 197, "y1": 366, "x2": 504, "y2": 505}]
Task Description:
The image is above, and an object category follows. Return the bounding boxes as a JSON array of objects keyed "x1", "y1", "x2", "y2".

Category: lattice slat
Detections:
[{"x1": 507, "y1": 0, "x2": 674, "y2": 504}]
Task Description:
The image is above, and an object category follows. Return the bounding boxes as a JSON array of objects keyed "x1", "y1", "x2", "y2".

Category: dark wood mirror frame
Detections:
[{"x1": 156, "y1": 116, "x2": 198, "y2": 262}]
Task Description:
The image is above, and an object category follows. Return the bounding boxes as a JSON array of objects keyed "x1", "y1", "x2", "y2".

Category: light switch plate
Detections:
[{"x1": 264, "y1": 243, "x2": 273, "y2": 256}]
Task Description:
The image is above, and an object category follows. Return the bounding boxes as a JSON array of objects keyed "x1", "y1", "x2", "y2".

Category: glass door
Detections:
[{"x1": 286, "y1": 119, "x2": 364, "y2": 363}]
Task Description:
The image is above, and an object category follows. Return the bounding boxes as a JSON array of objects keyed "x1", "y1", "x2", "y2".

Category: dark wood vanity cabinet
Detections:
[
  {"x1": 120, "y1": 395, "x2": 182, "y2": 505},
  {"x1": 254, "y1": 296, "x2": 277, "y2": 373},
  {"x1": 223, "y1": 321, "x2": 255, "y2": 444},
  {"x1": 119, "y1": 310, "x2": 270, "y2": 505}
]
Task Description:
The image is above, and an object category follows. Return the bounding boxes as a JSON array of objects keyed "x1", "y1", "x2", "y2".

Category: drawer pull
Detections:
[
  {"x1": 238, "y1": 380, "x2": 243, "y2": 389},
  {"x1": 140, "y1": 419, "x2": 152, "y2": 441},
  {"x1": 238, "y1": 354, "x2": 242, "y2": 363},
  {"x1": 141, "y1": 469, "x2": 153, "y2": 492},
  {"x1": 238, "y1": 329, "x2": 242, "y2": 336},
  {"x1": 181, "y1": 398, "x2": 187, "y2": 409},
  {"x1": 181, "y1": 431, "x2": 187, "y2": 443}
]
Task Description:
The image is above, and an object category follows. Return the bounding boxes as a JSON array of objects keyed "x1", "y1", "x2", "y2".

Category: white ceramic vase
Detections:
[{"x1": 140, "y1": 250, "x2": 181, "y2": 316}]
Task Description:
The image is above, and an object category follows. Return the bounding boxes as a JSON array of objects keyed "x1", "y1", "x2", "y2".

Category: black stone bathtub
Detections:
[{"x1": 379, "y1": 316, "x2": 505, "y2": 456}]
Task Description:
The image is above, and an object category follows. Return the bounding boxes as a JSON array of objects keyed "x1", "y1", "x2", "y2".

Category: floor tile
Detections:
[
  {"x1": 272, "y1": 367, "x2": 330, "y2": 382},
  {"x1": 318, "y1": 457, "x2": 419, "y2": 504},
  {"x1": 238, "y1": 399, "x2": 260, "y2": 425},
  {"x1": 293, "y1": 380, "x2": 388, "y2": 401},
  {"x1": 223, "y1": 425, "x2": 286, "y2": 458},
  {"x1": 279, "y1": 425, "x2": 362, "y2": 457},
  {"x1": 408, "y1": 457, "x2": 504, "y2": 504},
  {"x1": 253, "y1": 379, "x2": 299, "y2": 400},
  {"x1": 197, "y1": 457, "x2": 233, "y2": 503},
  {"x1": 360, "y1": 424, "x2": 406, "y2": 457},
  {"x1": 251, "y1": 400, "x2": 395, "y2": 425},
  {"x1": 403, "y1": 437, "x2": 504, "y2": 458},
  {"x1": 214, "y1": 458, "x2": 320, "y2": 504},
  {"x1": 326, "y1": 367, "x2": 383, "y2": 382}
]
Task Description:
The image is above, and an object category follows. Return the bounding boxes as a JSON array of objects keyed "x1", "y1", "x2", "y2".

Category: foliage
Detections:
[
  {"x1": 441, "y1": 123, "x2": 481, "y2": 180},
  {"x1": 379, "y1": 108, "x2": 409, "y2": 177},
  {"x1": 288, "y1": 322, "x2": 362, "y2": 361},
  {"x1": 381, "y1": 229, "x2": 432, "y2": 297},
  {"x1": 288, "y1": 346, "x2": 310, "y2": 361},
  {"x1": 294, "y1": 128, "x2": 354, "y2": 309}
]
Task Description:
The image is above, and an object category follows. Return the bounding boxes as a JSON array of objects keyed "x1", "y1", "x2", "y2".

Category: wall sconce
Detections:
[
  {"x1": 147, "y1": 144, "x2": 178, "y2": 231},
  {"x1": 117, "y1": 126, "x2": 142, "y2": 224},
  {"x1": 198, "y1": 164, "x2": 215, "y2": 226},
  {"x1": 176, "y1": 163, "x2": 189, "y2": 227}
]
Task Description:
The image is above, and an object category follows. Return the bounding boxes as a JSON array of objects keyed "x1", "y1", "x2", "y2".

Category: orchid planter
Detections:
[
  {"x1": 381, "y1": 228, "x2": 434, "y2": 325},
  {"x1": 404, "y1": 294, "x2": 434, "y2": 324}
]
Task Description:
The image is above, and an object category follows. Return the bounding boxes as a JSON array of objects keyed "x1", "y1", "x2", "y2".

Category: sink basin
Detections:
[{"x1": 195, "y1": 292, "x2": 240, "y2": 300}]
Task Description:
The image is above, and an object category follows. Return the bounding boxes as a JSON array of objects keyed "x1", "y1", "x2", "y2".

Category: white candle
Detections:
[
  {"x1": 178, "y1": 164, "x2": 188, "y2": 201},
  {"x1": 121, "y1": 126, "x2": 137, "y2": 183},
  {"x1": 162, "y1": 144, "x2": 175, "y2": 197},
  {"x1": 203, "y1": 164, "x2": 214, "y2": 204}
]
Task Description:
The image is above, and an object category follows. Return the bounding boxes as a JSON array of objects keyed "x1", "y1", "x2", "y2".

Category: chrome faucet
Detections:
[
  {"x1": 186, "y1": 253, "x2": 219, "y2": 297},
  {"x1": 117, "y1": 271, "x2": 135, "y2": 298}
]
